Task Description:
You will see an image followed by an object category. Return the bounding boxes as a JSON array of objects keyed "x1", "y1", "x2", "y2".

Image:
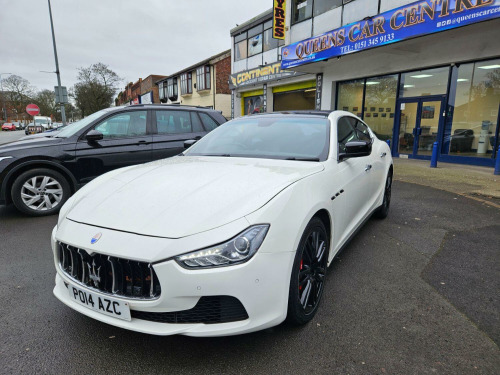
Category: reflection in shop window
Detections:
[
  {"x1": 449, "y1": 59, "x2": 500, "y2": 157},
  {"x1": 244, "y1": 95, "x2": 265, "y2": 116},
  {"x1": 337, "y1": 79, "x2": 364, "y2": 117},
  {"x1": 292, "y1": 0, "x2": 313, "y2": 24},
  {"x1": 400, "y1": 66, "x2": 449, "y2": 97},
  {"x1": 364, "y1": 75, "x2": 398, "y2": 142}
]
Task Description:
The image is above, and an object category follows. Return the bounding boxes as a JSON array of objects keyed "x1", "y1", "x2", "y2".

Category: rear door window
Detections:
[{"x1": 156, "y1": 110, "x2": 193, "y2": 134}]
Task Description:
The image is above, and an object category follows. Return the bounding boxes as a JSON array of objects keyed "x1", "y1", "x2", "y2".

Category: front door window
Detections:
[
  {"x1": 398, "y1": 102, "x2": 418, "y2": 155},
  {"x1": 418, "y1": 101, "x2": 442, "y2": 156}
]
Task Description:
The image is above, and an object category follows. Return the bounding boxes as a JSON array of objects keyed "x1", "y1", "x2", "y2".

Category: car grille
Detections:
[
  {"x1": 58, "y1": 242, "x2": 161, "y2": 299},
  {"x1": 131, "y1": 296, "x2": 249, "y2": 324}
]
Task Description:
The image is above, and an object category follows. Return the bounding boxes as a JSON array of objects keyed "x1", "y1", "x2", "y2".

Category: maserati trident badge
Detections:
[{"x1": 91, "y1": 232, "x2": 102, "y2": 244}]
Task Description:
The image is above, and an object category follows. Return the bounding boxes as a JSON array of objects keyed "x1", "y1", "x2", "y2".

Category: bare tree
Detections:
[
  {"x1": 1, "y1": 75, "x2": 36, "y2": 117},
  {"x1": 72, "y1": 63, "x2": 122, "y2": 116}
]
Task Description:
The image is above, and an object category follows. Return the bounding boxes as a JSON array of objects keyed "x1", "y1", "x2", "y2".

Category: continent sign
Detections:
[{"x1": 26, "y1": 104, "x2": 40, "y2": 116}]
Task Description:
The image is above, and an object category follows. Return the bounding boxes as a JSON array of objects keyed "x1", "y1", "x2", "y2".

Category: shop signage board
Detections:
[
  {"x1": 281, "y1": 0, "x2": 500, "y2": 69},
  {"x1": 273, "y1": 0, "x2": 286, "y2": 39},
  {"x1": 315, "y1": 74, "x2": 323, "y2": 110},
  {"x1": 140, "y1": 91, "x2": 153, "y2": 104},
  {"x1": 229, "y1": 62, "x2": 305, "y2": 89}
]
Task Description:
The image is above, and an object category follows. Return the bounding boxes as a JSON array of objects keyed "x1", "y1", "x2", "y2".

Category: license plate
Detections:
[{"x1": 68, "y1": 284, "x2": 131, "y2": 321}]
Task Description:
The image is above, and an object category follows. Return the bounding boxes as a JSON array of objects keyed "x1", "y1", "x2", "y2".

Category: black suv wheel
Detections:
[{"x1": 11, "y1": 168, "x2": 71, "y2": 216}]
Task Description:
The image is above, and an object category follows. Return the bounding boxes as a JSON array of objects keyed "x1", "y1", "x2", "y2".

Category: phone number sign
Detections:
[{"x1": 281, "y1": 0, "x2": 500, "y2": 69}]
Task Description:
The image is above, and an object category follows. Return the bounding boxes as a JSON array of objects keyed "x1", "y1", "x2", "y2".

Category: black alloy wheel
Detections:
[
  {"x1": 287, "y1": 217, "x2": 329, "y2": 325},
  {"x1": 375, "y1": 171, "x2": 392, "y2": 219}
]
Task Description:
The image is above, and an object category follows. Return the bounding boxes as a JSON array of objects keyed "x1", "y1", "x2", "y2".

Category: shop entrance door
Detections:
[{"x1": 396, "y1": 96, "x2": 445, "y2": 157}]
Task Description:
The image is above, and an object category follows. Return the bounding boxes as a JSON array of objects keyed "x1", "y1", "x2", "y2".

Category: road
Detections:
[
  {"x1": 0, "y1": 129, "x2": 25, "y2": 145},
  {"x1": 0, "y1": 181, "x2": 499, "y2": 374}
]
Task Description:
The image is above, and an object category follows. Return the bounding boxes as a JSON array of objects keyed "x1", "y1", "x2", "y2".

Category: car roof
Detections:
[
  {"x1": 244, "y1": 110, "x2": 332, "y2": 118},
  {"x1": 112, "y1": 104, "x2": 219, "y2": 112}
]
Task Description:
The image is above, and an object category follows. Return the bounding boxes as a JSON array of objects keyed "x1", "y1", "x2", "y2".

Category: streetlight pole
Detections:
[
  {"x1": 0, "y1": 73, "x2": 12, "y2": 122},
  {"x1": 48, "y1": 0, "x2": 67, "y2": 125}
]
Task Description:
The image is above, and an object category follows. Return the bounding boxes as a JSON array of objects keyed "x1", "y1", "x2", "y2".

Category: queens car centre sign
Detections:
[{"x1": 281, "y1": 0, "x2": 500, "y2": 69}]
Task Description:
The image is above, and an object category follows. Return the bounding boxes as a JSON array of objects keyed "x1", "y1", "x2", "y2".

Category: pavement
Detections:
[
  {"x1": 0, "y1": 180, "x2": 499, "y2": 374},
  {"x1": 393, "y1": 158, "x2": 500, "y2": 205}
]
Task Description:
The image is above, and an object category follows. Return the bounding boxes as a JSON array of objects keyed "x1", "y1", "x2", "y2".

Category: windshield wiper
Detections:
[
  {"x1": 285, "y1": 157, "x2": 320, "y2": 161},
  {"x1": 201, "y1": 154, "x2": 232, "y2": 157}
]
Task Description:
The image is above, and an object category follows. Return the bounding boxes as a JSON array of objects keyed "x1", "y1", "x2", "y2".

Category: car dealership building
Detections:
[{"x1": 237, "y1": 0, "x2": 499, "y2": 167}]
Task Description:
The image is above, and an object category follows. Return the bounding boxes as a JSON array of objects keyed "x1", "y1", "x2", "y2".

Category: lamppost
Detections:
[
  {"x1": 0, "y1": 72, "x2": 12, "y2": 122},
  {"x1": 47, "y1": 0, "x2": 67, "y2": 126}
]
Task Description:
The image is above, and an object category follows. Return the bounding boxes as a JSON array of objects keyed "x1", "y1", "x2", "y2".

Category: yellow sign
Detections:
[{"x1": 273, "y1": 0, "x2": 286, "y2": 40}]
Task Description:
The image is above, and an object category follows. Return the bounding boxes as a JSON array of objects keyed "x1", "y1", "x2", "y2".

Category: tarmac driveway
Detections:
[{"x1": 0, "y1": 181, "x2": 499, "y2": 374}]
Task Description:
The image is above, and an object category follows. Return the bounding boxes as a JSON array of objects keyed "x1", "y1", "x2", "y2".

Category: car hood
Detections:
[
  {"x1": 0, "y1": 136, "x2": 66, "y2": 152},
  {"x1": 66, "y1": 156, "x2": 324, "y2": 238}
]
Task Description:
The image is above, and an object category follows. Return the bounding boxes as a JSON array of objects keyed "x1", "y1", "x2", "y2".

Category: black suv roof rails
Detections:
[{"x1": 128, "y1": 103, "x2": 214, "y2": 110}]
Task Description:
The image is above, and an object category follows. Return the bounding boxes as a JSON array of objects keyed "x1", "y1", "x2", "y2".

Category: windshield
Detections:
[
  {"x1": 34, "y1": 118, "x2": 48, "y2": 125},
  {"x1": 56, "y1": 108, "x2": 114, "y2": 138},
  {"x1": 186, "y1": 116, "x2": 330, "y2": 161}
]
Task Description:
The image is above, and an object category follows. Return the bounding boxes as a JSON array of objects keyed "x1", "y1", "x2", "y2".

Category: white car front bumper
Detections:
[{"x1": 51, "y1": 222, "x2": 296, "y2": 337}]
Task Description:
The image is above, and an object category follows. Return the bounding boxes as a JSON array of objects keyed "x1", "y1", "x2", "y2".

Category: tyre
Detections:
[
  {"x1": 287, "y1": 217, "x2": 329, "y2": 325},
  {"x1": 374, "y1": 171, "x2": 392, "y2": 219},
  {"x1": 11, "y1": 168, "x2": 71, "y2": 216}
]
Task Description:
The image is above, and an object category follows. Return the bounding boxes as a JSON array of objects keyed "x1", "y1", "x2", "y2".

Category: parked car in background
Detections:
[
  {"x1": 1, "y1": 123, "x2": 16, "y2": 131},
  {"x1": 51, "y1": 110, "x2": 393, "y2": 336},
  {"x1": 0, "y1": 104, "x2": 226, "y2": 216},
  {"x1": 24, "y1": 123, "x2": 34, "y2": 135}
]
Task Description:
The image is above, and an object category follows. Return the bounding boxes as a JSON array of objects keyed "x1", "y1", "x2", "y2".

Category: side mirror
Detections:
[
  {"x1": 86, "y1": 130, "x2": 104, "y2": 143},
  {"x1": 184, "y1": 139, "x2": 197, "y2": 149},
  {"x1": 338, "y1": 140, "x2": 372, "y2": 161}
]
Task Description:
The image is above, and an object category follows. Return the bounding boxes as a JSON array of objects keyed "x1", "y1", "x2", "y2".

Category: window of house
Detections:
[
  {"x1": 314, "y1": 0, "x2": 342, "y2": 16},
  {"x1": 167, "y1": 78, "x2": 178, "y2": 100},
  {"x1": 263, "y1": 28, "x2": 278, "y2": 52},
  {"x1": 292, "y1": 0, "x2": 313, "y2": 24},
  {"x1": 158, "y1": 82, "x2": 164, "y2": 100},
  {"x1": 196, "y1": 66, "x2": 211, "y2": 91},
  {"x1": 234, "y1": 32, "x2": 247, "y2": 62},
  {"x1": 180, "y1": 72, "x2": 192, "y2": 95},
  {"x1": 449, "y1": 58, "x2": 500, "y2": 157}
]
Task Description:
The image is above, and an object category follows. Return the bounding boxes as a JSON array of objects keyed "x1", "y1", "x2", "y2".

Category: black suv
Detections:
[{"x1": 0, "y1": 104, "x2": 226, "y2": 216}]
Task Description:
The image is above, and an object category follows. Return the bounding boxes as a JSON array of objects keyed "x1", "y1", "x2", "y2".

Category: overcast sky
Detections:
[{"x1": 0, "y1": 0, "x2": 271, "y2": 92}]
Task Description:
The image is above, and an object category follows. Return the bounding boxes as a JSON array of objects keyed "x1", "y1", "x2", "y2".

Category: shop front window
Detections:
[
  {"x1": 337, "y1": 80, "x2": 364, "y2": 117},
  {"x1": 244, "y1": 95, "x2": 264, "y2": 115},
  {"x1": 449, "y1": 59, "x2": 500, "y2": 157},
  {"x1": 364, "y1": 75, "x2": 398, "y2": 142},
  {"x1": 274, "y1": 88, "x2": 315, "y2": 111},
  {"x1": 400, "y1": 66, "x2": 449, "y2": 97}
]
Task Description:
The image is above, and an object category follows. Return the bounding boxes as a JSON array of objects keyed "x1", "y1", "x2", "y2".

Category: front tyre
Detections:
[
  {"x1": 374, "y1": 171, "x2": 392, "y2": 219},
  {"x1": 287, "y1": 217, "x2": 329, "y2": 325},
  {"x1": 11, "y1": 168, "x2": 71, "y2": 216}
]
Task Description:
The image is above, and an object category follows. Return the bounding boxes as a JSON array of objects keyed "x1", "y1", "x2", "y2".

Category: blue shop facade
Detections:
[{"x1": 281, "y1": 0, "x2": 500, "y2": 167}]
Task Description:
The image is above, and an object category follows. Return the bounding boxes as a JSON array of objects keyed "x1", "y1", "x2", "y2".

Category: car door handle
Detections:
[
  {"x1": 365, "y1": 164, "x2": 372, "y2": 172},
  {"x1": 137, "y1": 140, "x2": 148, "y2": 145},
  {"x1": 380, "y1": 152, "x2": 386, "y2": 158}
]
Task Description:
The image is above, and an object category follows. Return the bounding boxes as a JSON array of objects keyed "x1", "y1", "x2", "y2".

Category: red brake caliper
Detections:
[{"x1": 299, "y1": 259, "x2": 303, "y2": 291}]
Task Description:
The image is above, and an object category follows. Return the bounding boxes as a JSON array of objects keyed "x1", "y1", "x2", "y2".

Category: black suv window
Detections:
[
  {"x1": 156, "y1": 110, "x2": 201, "y2": 134},
  {"x1": 198, "y1": 112, "x2": 219, "y2": 131},
  {"x1": 94, "y1": 111, "x2": 147, "y2": 138}
]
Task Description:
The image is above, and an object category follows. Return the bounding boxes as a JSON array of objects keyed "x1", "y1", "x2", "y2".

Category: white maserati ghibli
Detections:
[{"x1": 52, "y1": 111, "x2": 393, "y2": 336}]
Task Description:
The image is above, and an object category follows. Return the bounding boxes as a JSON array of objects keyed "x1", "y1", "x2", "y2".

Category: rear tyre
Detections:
[
  {"x1": 374, "y1": 171, "x2": 392, "y2": 219},
  {"x1": 11, "y1": 168, "x2": 71, "y2": 216},
  {"x1": 287, "y1": 217, "x2": 329, "y2": 325}
]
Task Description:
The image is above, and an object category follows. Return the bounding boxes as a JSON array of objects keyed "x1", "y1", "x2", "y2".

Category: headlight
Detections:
[{"x1": 175, "y1": 225, "x2": 269, "y2": 269}]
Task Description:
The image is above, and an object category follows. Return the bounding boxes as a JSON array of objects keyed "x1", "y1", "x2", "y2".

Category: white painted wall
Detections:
[
  {"x1": 380, "y1": 0, "x2": 415, "y2": 13},
  {"x1": 247, "y1": 54, "x2": 263, "y2": 70},
  {"x1": 263, "y1": 48, "x2": 279, "y2": 66},
  {"x1": 313, "y1": 7, "x2": 342, "y2": 35},
  {"x1": 343, "y1": 0, "x2": 379, "y2": 25},
  {"x1": 290, "y1": 19, "x2": 312, "y2": 43}
]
